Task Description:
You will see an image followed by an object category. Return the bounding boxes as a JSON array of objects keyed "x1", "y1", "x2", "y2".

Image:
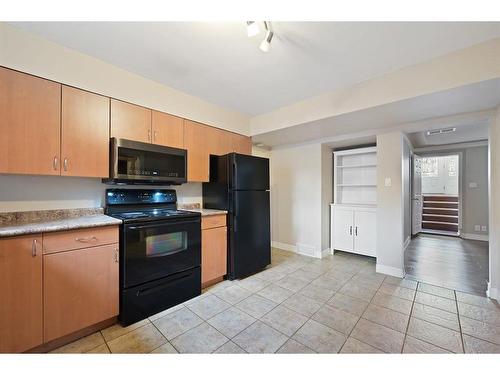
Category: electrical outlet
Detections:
[
  {"x1": 469, "y1": 182, "x2": 478, "y2": 188},
  {"x1": 474, "y1": 225, "x2": 481, "y2": 232},
  {"x1": 481, "y1": 226, "x2": 487, "y2": 232},
  {"x1": 384, "y1": 177, "x2": 392, "y2": 187}
]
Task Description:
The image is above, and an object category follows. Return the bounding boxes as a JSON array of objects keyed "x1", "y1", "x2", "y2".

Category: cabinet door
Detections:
[
  {"x1": 0, "y1": 235, "x2": 43, "y2": 353},
  {"x1": 353, "y1": 210, "x2": 377, "y2": 256},
  {"x1": 332, "y1": 208, "x2": 354, "y2": 251},
  {"x1": 0, "y1": 67, "x2": 61, "y2": 175},
  {"x1": 152, "y1": 111, "x2": 184, "y2": 149},
  {"x1": 110, "y1": 99, "x2": 151, "y2": 143},
  {"x1": 201, "y1": 226, "x2": 227, "y2": 284},
  {"x1": 184, "y1": 120, "x2": 211, "y2": 182},
  {"x1": 61, "y1": 86, "x2": 110, "y2": 177},
  {"x1": 234, "y1": 134, "x2": 252, "y2": 155},
  {"x1": 43, "y1": 244, "x2": 119, "y2": 342}
]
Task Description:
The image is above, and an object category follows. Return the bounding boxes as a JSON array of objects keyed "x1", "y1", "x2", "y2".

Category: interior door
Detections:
[
  {"x1": 332, "y1": 208, "x2": 353, "y2": 251},
  {"x1": 353, "y1": 210, "x2": 376, "y2": 256},
  {"x1": 412, "y1": 154, "x2": 423, "y2": 235}
]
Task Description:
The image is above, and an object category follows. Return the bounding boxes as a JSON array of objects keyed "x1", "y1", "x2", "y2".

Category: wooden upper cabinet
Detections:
[
  {"x1": 61, "y1": 86, "x2": 110, "y2": 178},
  {"x1": 152, "y1": 110, "x2": 184, "y2": 148},
  {"x1": 235, "y1": 134, "x2": 252, "y2": 155},
  {"x1": 43, "y1": 243, "x2": 119, "y2": 342},
  {"x1": 0, "y1": 235, "x2": 43, "y2": 353},
  {"x1": 221, "y1": 132, "x2": 252, "y2": 155},
  {"x1": 110, "y1": 99, "x2": 152, "y2": 143},
  {"x1": 184, "y1": 120, "x2": 211, "y2": 182},
  {"x1": 0, "y1": 67, "x2": 61, "y2": 175}
]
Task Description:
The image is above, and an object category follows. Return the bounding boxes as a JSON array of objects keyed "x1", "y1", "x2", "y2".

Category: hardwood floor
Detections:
[{"x1": 404, "y1": 233, "x2": 489, "y2": 296}]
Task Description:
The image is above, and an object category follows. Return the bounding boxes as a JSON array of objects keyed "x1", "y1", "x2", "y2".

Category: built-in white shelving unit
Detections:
[
  {"x1": 331, "y1": 146, "x2": 377, "y2": 258},
  {"x1": 334, "y1": 146, "x2": 377, "y2": 205}
]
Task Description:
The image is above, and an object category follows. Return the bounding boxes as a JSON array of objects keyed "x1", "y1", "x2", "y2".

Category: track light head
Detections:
[
  {"x1": 259, "y1": 30, "x2": 274, "y2": 52},
  {"x1": 246, "y1": 21, "x2": 260, "y2": 37}
]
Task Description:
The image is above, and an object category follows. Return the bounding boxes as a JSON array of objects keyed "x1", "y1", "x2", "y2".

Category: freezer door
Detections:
[
  {"x1": 228, "y1": 190, "x2": 271, "y2": 279},
  {"x1": 230, "y1": 154, "x2": 269, "y2": 191}
]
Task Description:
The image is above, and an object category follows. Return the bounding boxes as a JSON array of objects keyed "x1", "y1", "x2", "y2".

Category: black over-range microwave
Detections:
[{"x1": 103, "y1": 138, "x2": 187, "y2": 185}]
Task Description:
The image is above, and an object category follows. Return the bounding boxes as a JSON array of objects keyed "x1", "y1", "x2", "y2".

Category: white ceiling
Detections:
[
  {"x1": 10, "y1": 22, "x2": 500, "y2": 115},
  {"x1": 407, "y1": 122, "x2": 489, "y2": 148}
]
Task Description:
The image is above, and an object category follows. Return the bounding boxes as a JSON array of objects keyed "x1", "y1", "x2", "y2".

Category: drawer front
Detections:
[
  {"x1": 43, "y1": 226, "x2": 119, "y2": 254},
  {"x1": 201, "y1": 215, "x2": 226, "y2": 230}
]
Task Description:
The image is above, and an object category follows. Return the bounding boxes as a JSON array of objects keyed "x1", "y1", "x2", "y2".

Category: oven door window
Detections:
[{"x1": 146, "y1": 231, "x2": 187, "y2": 257}]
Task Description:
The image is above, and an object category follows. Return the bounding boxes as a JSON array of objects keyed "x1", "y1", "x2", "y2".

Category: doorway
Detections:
[{"x1": 413, "y1": 154, "x2": 461, "y2": 236}]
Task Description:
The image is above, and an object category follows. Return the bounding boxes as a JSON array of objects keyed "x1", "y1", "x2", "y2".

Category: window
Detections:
[
  {"x1": 421, "y1": 157, "x2": 438, "y2": 177},
  {"x1": 448, "y1": 158, "x2": 457, "y2": 176}
]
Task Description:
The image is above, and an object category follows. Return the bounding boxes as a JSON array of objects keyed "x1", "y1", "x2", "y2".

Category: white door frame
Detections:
[
  {"x1": 418, "y1": 151, "x2": 463, "y2": 234},
  {"x1": 411, "y1": 154, "x2": 422, "y2": 235}
]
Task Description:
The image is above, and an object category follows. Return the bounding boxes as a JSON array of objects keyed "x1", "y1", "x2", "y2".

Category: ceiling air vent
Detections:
[{"x1": 426, "y1": 127, "x2": 456, "y2": 136}]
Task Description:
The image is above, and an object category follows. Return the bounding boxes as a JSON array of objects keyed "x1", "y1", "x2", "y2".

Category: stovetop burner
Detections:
[{"x1": 104, "y1": 189, "x2": 200, "y2": 223}]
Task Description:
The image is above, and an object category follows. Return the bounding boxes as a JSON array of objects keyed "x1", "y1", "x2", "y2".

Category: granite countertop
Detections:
[
  {"x1": 0, "y1": 208, "x2": 122, "y2": 238},
  {"x1": 177, "y1": 203, "x2": 228, "y2": 216}
]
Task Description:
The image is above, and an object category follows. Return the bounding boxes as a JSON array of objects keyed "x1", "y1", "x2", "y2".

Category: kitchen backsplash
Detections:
[{"x1": 0, "y1": 174, "x2": 202, "y2": 212}]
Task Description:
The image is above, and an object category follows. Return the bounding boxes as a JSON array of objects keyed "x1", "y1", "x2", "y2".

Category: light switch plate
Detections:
[
  {"x1": 474, "y1": 225, "x2": 481, "y2": 232},
  {"x1": 384, "y1": 177, "x2": 392, "y2": 187},
  {"x1": 481, "y1": 226, "x2": 487, "y2": 232}
]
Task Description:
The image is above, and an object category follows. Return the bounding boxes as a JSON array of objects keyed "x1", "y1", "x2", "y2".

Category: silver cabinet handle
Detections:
[
  {"x1": 53, "y1": 156, "x2": 58, "y2": 171},
  {"x1": 148, "y1": 129, "x2": 151, "y2": 142},
  {"x1": 153, "y1": 130, "x2": 157, "y2": 142},
  {"x1": 32, "y1": 239, "x2": 37, "y2": 257},
  {"x1": 63, "y1": 157, "x2": 68, "y2": 171},
  {"x1": 75, "y1": 236, "x2": 97, "y2": 243},
  {"x1": 355, "y1": 226, "x2": 358, "y2": 236},
  {"x1": 349, "y1": 226, "x2": 352, "y2": 235},
  {"x1": 114, "y1": 248, "x2": 119, "y2": 263}
]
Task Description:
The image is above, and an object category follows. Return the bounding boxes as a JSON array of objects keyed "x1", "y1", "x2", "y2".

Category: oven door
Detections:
[{"x1": 122, "y1": 217, "x2": 201, "y2": 288}]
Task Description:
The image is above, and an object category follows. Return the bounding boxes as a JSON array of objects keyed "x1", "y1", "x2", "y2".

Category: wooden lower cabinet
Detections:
[
  {"x1": 43, "y1": 243, "x2": 119, "y2": 342},
  {"x1": 201, "y1": 215, "x2": 227, "y2": 286},
  {"x1": 0, "y1": 235, "x2": 43, "y2": 353}
]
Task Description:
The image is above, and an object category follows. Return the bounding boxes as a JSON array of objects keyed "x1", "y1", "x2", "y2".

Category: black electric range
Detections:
[{"x1": 105, "y1": 189, "x2": 201, "y2": 326}]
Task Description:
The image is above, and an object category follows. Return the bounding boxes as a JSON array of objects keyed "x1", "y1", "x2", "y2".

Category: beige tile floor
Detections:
[{"x1": 51, "y1": 248, "x2": 500, "y2": 354}]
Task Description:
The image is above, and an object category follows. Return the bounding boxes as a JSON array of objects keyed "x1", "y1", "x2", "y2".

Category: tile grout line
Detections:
[
  {"x1": 336, "y1": 266, "x2": 386, "y2": 353},
  {"x1": 401, "y1": 281, "x2": 418, "y2": 353}
]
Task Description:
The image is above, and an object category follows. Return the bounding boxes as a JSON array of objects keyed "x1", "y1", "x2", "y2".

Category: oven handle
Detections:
[
  {"x1": 136, "y1": 271, "x2": 193, "y2": 297},
  {"x1": 127, "y1": 219, "x2": 200, "y2": 231}
]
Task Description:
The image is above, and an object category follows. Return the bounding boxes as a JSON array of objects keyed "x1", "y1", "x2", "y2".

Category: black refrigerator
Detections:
[{"x1": 203, "y1": 153, "x2": 270, "y2": 280}]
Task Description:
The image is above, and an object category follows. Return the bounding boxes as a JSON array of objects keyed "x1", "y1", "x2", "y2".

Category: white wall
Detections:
[
  {"x1": 0, "y1": 175, "x2": 202, "y2": 212},
  {"x1": 488, "y1": 106, "x2": 500, "y2": 300},
  {"x1": 270, "y1": 143, "x2": 331, "y2": 258},
  {"x1": 376, "y1": 132, "x2": 404, "y2": 277}
]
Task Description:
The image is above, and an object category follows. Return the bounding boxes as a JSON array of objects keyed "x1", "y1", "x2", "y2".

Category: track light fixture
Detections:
[
  {"x1": 246, "y1": 21, "x2": 260, "y2": 37},
  {"x1": 246, "y1": 21, "x2": 274, "y2": 52}
]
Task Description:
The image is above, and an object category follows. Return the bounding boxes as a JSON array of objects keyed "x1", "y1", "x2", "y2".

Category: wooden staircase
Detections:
[{"x1": 422, "y1": 195, "x2": 459, "y2": 234}]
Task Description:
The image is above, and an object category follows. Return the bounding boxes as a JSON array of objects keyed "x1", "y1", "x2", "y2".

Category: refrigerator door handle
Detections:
[{"x1": 233, "y1": 161, "x2": 237, "y2": 190}]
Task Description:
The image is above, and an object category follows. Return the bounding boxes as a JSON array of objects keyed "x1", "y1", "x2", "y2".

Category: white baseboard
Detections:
[
  {"x1": 271, "y1": 241, "x2": 322, "y2": 258},
  {"x1": 376, "y1": 264, "x2": 404, "y2": 278},
  {"x1": 487, "y1": 282, "x2": 499, "y2": 301},
  {"x1": 271, "y1": 241, "x2": 296, "y2": 253},
  {"x1": 296, "y1": 243, "x2": 317, "y2": 257},
  {"x1": 461, "y1": 233, "x2": 489, "y2": 241}
]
